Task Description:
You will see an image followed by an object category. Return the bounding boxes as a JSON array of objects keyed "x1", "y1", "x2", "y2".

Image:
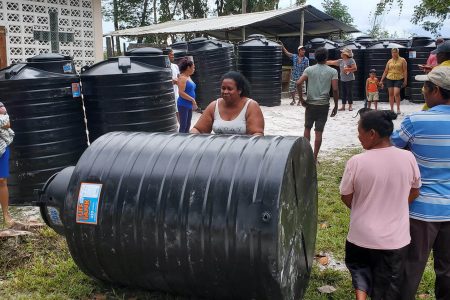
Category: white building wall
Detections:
[{"x1": 0, "y1": 0, "x2": 103, "y2": 69}]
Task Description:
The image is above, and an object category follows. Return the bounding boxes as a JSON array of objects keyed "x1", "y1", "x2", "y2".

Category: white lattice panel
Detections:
[{"x1": 0, "y1": 0, "x2": 96, "y2": 68}]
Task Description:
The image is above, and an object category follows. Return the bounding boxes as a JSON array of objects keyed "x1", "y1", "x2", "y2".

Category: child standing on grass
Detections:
[
  {"x1": 366, "y1": 69, "x2": 380, "y2": 110},
  {"x1": 340, "y1": 110, "x2": 421, "y2": 300}
]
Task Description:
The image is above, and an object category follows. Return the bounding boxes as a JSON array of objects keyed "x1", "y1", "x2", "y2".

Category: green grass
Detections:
[{"x1": 0, "y1": 148, "x2": 435, "y2": 299}]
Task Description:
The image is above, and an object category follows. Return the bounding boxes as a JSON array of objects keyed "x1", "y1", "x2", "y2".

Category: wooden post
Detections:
[
  {"x1": 299, "y1": 9, "x2": 305, "y2": 46},
  {"x1": 0, "y1": 26, "x2": 7, "y2": 68},
  {"x1": 106, "y1": 37, "x2": 113, "y2": 58},
  {"x1": 242, "y1": 0, "x2": 247, "y2": 41}
]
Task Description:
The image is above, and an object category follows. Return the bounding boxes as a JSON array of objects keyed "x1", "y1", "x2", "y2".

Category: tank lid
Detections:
[
  {"x1": 27, "y1": 53, "x2": 71, "y2": 62},
  {"x1": 125, "y1": 47, "x2": 163, "y2": 56},
  {"x1": 367, "y1": 42, "x2": 405, "y2": 49},
  {"x1": 247, "y1": 34, "x2": 266, "y2": 39},
  {"x1": 309, "y1": 38, "x2": 326, "y2": 44},
  {"x1": 240, "y1": 37, "x2": 280, "y2": 47},
  {"x1": 341, "y1": 42, "x2": 366, "y2": 50},
  {"x1": 355, "y1": 35, "x2": 373, "y2": 40},
  {"x1": 81, "y1": 56, "x2": 165, "y2": 75}
]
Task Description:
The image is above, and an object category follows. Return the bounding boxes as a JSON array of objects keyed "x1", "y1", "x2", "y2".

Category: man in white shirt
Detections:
[{"x1": 168, "y1": 49, "x2": 180, "y2": 123}]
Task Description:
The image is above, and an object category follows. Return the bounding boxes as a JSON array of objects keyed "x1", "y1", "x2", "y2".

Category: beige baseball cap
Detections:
[
  {"x1": 415, "y1": 66, "x2": 450, "y2": 91},
  {"x1": 298, "y1": 45, "x2": 305, "y2": 50}
]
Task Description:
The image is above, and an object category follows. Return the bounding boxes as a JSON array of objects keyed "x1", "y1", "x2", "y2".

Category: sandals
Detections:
[
  {"x1": 290, "y1": 101, "x2": 296, "y2": 106},
  {"x1": 338, "y1": 107, "x2": 345, "y2": 111}
]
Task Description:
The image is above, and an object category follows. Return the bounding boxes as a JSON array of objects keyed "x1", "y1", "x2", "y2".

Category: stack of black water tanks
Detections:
[
  {"x1": 0, "y1": 54, "x2": 88, "y2": 205},
  {"x1": 80, "y1": 47, "x2": 178, "y2": 142},
  {"x1": 238, "y1": 35, "x2": 283, "y2": 106}
]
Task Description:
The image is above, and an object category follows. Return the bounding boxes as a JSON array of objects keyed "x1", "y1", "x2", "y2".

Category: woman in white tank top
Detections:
[{"x1": 191, "y1": 71, "x2": 265, "y2": 135}]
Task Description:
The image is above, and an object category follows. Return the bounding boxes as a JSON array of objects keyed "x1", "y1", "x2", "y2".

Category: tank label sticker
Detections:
[
  {"x1": 48, "y1": 206, "x2": 63, "y2": 226},
  {"x1": 409, "y1": 51, "x2": 417, "y2": 59},
  {"x1": 72, "y1": 83, "x2": 81, "y2": 98},
  {"x1": 76, "y1": 182, "x2": 103, "y2": 225},
  {"x1": 63, "y1": 63, "x2": 73, "y2": 73}
]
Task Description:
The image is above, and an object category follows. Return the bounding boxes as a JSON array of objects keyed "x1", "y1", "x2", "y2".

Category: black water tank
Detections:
[
  {"x1": 170, "y1": 41, "x2": 189, "y2": 64},
  {"x1": 305, "y1": 38, "x2": 338, "y2": 65},
  {"x1": 407, "y1": 39, "x2": 435, "y2": 103},
  {"x1": 238, "y1": 35, "x2": 282, "y2": 106},
  {"x1": 187, "y1": 38, "x2": 235, "y2": 109},
  {"x1": 39, "y1": 132, "x2": 318, "y2": 300},
  {"x1": 80, "y1": 57, "x2": 177, "y2": 143},
  {"x1": 340, "y1": 42, "x2": 366, "y2": 101},
  {"x1": 125, "y1": 47, "x2": 171, "y2": 68},
  {"x1": 364, "y1": 42, "x2": 407, "y2": 102},
  {"x1": 355, "y1": 35, "x2": 377, "y2": 48},
  {"x1": 0, "y1": 53, "x2": 87, "y2": 205}
]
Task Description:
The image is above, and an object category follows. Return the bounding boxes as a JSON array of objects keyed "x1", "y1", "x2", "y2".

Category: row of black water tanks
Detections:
[
  {"x1": 0, "y1": 35, "x2": 283, "y2": 205},
  {"x1": 0, "y1": 35, "x2": 440, "y2": 205}
]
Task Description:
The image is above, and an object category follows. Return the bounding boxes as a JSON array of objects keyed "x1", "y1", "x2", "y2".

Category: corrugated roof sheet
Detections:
[{"x1": 106, "y1": 5, "x2": 359, "y2": 39}]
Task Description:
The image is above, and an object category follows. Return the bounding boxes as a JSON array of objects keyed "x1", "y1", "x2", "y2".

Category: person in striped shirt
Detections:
[{"x1": 391, "y1": 66, "x2": 450, "y2": 300}]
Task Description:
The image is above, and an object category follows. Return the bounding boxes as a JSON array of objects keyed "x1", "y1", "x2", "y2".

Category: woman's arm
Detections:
[
  {"x1": 408, "y1": 188, "x2": 420, "y2": 203},
  {"x1": 178, "y1": 76, "x2": 196, "y2": 103},
  {"x1": 326, "y1": 59, "x2": 340, "y2": 67},
  {"x1": 365, "y1": 78, "x2": 369, "y2": 99},
  {"x1": 380, "y1": 60, "x2": 390, "y2": 84},
  {"x1": 341, "y1": 193, "x2": 353, "y2": 209},
  {"x1": 190, "y1": 102, "x2": 215, "y2": 134},
  {"x1": 403, "y1": 59, "x2": 408, "y2": 86},
  {"x1": 246, "y1": 101, "x2": 265, "y2": 136}
]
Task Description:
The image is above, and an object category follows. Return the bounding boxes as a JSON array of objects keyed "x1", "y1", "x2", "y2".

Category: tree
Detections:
[
  {"x1": 321, "y1": 0, "x2": 354, "y2": 25},
  {"x1": 215, "y1": 0, "x2": 280, "y2": 16},
  {"x1": 375, "y1": 0, "x2": 450, "y2": 34}
]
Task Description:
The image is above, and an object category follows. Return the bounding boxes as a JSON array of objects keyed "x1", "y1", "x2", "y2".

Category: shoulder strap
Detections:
[{"x1": 214, "y1": 99, "x2": 221, "y2": 120}]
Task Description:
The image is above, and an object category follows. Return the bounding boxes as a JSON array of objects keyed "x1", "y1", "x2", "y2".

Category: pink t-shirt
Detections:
[
  {"x1": 427, "y1": 53, "x2": 438, "y2": 67},
  {"x1": 340, "y1": 146, "x2": 421, "y2": 250}
]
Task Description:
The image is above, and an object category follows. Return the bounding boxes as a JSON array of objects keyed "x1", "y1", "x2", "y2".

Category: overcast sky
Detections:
[{"x1": 102, "y1": 0, "x2": 450, "y2": 38}]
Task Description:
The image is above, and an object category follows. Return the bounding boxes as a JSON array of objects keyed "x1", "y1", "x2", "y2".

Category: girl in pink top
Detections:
[{"x1": 340, "y1": 110, "x2": 421, "y2": 300}]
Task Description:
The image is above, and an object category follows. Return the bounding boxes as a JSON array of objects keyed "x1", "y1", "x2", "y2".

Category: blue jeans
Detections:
[{"x1": 178, "y1": 105, "x2": 192, "y2": 133}]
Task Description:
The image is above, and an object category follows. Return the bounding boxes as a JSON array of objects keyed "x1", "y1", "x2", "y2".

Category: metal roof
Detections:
[{"x1": 106, "y1": 5, "x2": 359, "y2": 40}]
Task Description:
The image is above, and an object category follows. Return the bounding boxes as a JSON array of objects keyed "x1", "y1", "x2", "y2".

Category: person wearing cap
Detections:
[
  {"x1": 380, "y1": 48, "x2": 407, "y2": 114},
  {"x1": 391, "y1": 66, "x2": 450, "y2": 300},
  {"x1": 327, "y1": 47, "x2": 357, "y2": 111},
  {"x1": 0, "y1": 102, "x2": 14, "y2": 228},
  {"x1": 281, "y1": 43, "x2": 309, "y2": 105}
]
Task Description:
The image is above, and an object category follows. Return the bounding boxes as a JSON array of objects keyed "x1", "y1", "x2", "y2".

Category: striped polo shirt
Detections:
[{"x1": 391, "y1": 105, "x2": 450, "y2": 221}]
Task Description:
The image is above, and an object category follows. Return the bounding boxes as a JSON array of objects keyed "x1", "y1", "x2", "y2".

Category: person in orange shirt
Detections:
[{"x1": 366, "y1": 69, "x2": 380, "y2": 110}]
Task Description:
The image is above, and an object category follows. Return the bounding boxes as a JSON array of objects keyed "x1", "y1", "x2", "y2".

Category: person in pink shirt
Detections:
[
  {"x1": 420, "y1": 37, "x2": 444, "y2": 73},
  {"x1": 340, "y1": 110, "x2": 422, "y2": 300}
]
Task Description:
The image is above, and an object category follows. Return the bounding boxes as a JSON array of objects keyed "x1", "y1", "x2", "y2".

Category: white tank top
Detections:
[{"x1": 212, "y1": 99, "x2": 252, "y2": 134}]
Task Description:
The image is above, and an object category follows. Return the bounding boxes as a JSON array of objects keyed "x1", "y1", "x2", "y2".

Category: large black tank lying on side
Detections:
[
  {"x1": 187, "y1": 38, "x2": 235, "y2": 109},
  {"x1": 238, "y1": 35, "x2": 282, "y2": 106},
  {"x1": 38, "y1": 132, "x2": 318, "y2": 300},
  {"x1": 407, "y1": 37, "x2": 435, "y2": 103},
  {"x1": 364, "y1": 42, "x2": 408, "y2": 102},
  {"x1": 339, "y1": 42, "x2": 366, "y2": 101},
  {"x1": 0, "y1": 53, "x2": 88, "y2": 205},
  {"x1": 80, "y1": 55, "x2": 177, "y2": 143}
]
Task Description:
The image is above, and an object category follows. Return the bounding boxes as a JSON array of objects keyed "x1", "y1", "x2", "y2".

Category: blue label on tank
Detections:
[
  {"x1": 309, "y1": 53, "x2": 315, "y2": 59},
  {"x1": 63, "y1": 63, "x2": 73, "y2": 73},
  {"x1": 76, "y1": 183, "x2": 102, "y2": 225},
  {"x1": 48, "y1": 206, "x2": 63, "y2": 226}
]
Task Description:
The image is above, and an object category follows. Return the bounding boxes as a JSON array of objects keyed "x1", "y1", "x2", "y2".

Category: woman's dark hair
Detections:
[
  {"x1": 359, "y1": 110, "x2": 397, "y2": 138},
  {"x1": 424, "y1": 80, "x2": 450, "y2": 99},
  {"x1": 178, "y1": 58, "x2": 194, "y2": 72},
  {"x1": 221, "y1": 71, "x2": 251, "y2": 97},
  {"x1": 315, "y1": 47, "x2": 328, "y2": 63}
]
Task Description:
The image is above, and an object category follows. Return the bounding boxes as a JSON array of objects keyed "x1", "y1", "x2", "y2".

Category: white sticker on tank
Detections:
[
  {"x1": 76, "y1": 182, "x2": 102, "y2": 225},
  {"x1": 48, "y1": 206, "x2": 63, "y2": 226}
]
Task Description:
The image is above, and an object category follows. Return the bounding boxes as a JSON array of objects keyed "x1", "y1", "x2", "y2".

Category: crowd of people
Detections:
[
  {"x1": 2, "y1": 39, "x2": 449, "y2": 300},
  {"x1": 169, "y1": 40, "x2": 450, "y2": 299}
]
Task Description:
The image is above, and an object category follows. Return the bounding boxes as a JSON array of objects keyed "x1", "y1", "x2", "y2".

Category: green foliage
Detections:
[
  {"x1": 215, "y1": 0, "x2": 280, "y2": 16},
  {"x1": 321, "y1": 0, "x2": 354, "y2": 25},
  {"x1": 376, "y1": 0, "x2": 450, "y2": 35}
]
